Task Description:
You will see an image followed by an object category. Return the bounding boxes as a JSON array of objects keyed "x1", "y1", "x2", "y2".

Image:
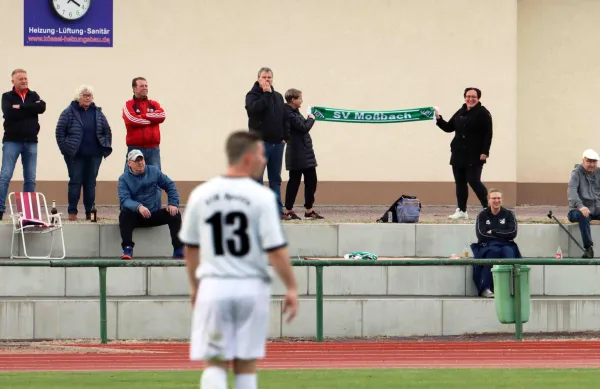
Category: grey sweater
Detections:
[{"x1": 568, "y1": 164, "x2": 600, "y2": 215}]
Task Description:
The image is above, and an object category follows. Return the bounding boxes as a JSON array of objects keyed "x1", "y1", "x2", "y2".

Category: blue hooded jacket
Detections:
[{"x1": 118, "y1": 165, "x2": 179, "y2": 213}]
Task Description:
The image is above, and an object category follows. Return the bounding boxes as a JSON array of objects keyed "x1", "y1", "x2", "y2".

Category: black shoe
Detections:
[
  {"x1": 283, "y1": 211, "x2": 301, "y2": 220},
  {"x1": 583, "y1": 246, "x2": 594, "y2": 258},
  {"x1": 0, "y1": 211, "x2": 3, "y2": 220},
  {"x1": 304, "y1": 210, "x2": 324, "y2": 220}
]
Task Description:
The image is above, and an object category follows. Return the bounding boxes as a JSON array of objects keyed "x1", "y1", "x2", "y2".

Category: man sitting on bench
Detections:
[
  {"x1": 118, "y1": 149, "x2": 183, "y2": 260},
  {"x1": 567, "y1": 149, "x2": 600, "y2": 259},
  {"x1": 471, "y1": 188, "x2": 521, "y2": 298}
]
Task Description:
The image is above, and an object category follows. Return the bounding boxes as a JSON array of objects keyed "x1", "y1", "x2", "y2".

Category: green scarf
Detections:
[
  {"x1": 344, "y1": 251, "x2": 378, "y2": 261},
  {"x1": 311, "y1": 106, "x2": 434, "y2": 124}
]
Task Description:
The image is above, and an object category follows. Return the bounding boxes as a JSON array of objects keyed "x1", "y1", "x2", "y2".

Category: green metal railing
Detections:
[{"x1": 3, "y1": 258, "x2": 600, "y2": 344}]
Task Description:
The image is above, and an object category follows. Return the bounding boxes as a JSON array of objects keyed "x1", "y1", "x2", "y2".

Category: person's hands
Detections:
[
  {"x1": 259, "y1": 79, "x2": 271, "y2": 92},
  {"x1": 308, "y1": 114, "x2": 315, "y2": 120},
  {"x1": 433, "y1": 106, "x2": 440, "y2": 119},
  {"x1": 282, "y1": 289, "x2": 298, "y2": 323},
  {"x1": 138, "y1": 205, "x2": 151, "y2": 218},
  {"x1": 12, "y1": 104, "x2": 20, "y2": 109},
  {"x1": 190, "y1": 285, "x2": 198, "y2": 307},
  {"x1": 580, "y1": 206, "x2": 591, "y2": 218},
  {"x1": 166, "y1": 205, "x2": 179, "y2": 216},
  {"x1": 480, "y1": 154, "x2": 488, "y2": 161}
]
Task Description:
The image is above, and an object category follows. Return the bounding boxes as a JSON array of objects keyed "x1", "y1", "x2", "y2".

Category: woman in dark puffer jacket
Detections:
[
  {"x1": 55, "y1": 85, "x2": 112, "y2": 221},
  {"x1": 282, "y1": 88, "x2": 324, "y2": 220}
]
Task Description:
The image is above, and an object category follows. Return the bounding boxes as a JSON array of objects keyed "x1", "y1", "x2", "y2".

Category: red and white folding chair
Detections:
[{"x1": 8, "y1": 192, "x2": 66, "y2": 259}]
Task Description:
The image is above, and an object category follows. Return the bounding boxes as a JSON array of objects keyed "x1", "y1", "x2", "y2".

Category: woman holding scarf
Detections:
[{"x1": 435, "y1": 87, "x2": 493, "y2": 220}]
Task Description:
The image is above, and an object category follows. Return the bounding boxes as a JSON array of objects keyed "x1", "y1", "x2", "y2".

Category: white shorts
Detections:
[{"x1": 190, "y1": 278, "x2": 270, "y2": 361}]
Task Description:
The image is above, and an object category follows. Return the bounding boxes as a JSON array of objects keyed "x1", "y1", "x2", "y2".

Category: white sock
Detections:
[
  {"x1": 200, "y1": 366, "x2": 228, "y2": 389},
  {"x1": 235, "y1": 374, "x2": 257, "y2": 389}
]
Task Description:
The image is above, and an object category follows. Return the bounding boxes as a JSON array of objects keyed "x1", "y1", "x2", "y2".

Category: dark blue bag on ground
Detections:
[
  {"x1": 396, "y1": 196, "x2": 421, "y2": 223},
  {"x1": 377, "y1": 195, "x2": 422, "y2": 223}
]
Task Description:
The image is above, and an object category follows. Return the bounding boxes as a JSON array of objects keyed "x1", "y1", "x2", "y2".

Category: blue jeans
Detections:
[
  {"x1": 568, "y1": 209, "x2": 600, "y2": 248},
  {"x1": 256, "y1": 141, "x2": 284, "y2": 211},
  {"x1": 64, "y1": 154, "x2": 103, "y2": 216},
  {"x1": 125, "y1": 146, "x2": 162, "y2": 208},
  {"x1": 0, "y1": 141, "x2": 37, "y2": 213}
]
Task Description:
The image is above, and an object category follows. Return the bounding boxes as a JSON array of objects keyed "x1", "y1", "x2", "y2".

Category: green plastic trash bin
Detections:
[{"x1": 491, "y1": 265, "x2": 531, "y2": 324}]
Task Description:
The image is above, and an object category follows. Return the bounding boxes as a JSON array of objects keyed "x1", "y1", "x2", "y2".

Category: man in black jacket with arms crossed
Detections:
[
  {"x1": 471, "y1": 188, "x2": 521, "y2": 298},
  {"x1": 0, "y1": 69, "x2": 46, "y2": 220}
]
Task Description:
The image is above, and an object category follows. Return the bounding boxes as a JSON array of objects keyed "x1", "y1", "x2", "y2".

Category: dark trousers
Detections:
[
  {"x1": 285, "y1": 167, "x2": 317, "y2": 210},
  {"x1": 452, "y1": 164, "x2": 488, "y2": 212},
  {"x1": 568, "y1": 209, "x2": 600, "y2": 248},
  {"x1": 119, "y1": 208, "x2": 183, "y2": 250},
  {"x1": 64, "y1": 154, "x2": 103, "y2": 216},
  {"x1": 472, "y1": 244, "x2": 519, "y2": 295}
]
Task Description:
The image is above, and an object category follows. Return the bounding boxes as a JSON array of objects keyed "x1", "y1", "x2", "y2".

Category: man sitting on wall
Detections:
[
  {"x1": 567, "y1": 149, "x2": 600, "y2": 259},
  {"x1": 471, "y1": 188, "x2": 521, "y2": 298},
  {"x1": 118, "y1": 149, "x2": 183, "y2": 260}
]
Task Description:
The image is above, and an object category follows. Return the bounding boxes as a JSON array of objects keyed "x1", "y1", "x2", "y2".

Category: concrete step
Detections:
[
  {"x1": 2, "y1": 297, "x2": 600, "y2": 340},
  {"x1": 0, "y1": 222, "x2": 594, "y2": 259},
  {"x1": 3, "y1": 264, "x2": 600, "y2": 298}
]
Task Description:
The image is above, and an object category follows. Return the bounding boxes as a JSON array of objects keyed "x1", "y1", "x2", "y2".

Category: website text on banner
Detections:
[
  {"x1": 310, "y1": 106, "x2": 435, "y2": 124},
  {"x1": 23, "y1": 0, "x2": 113, "y2": 48}
]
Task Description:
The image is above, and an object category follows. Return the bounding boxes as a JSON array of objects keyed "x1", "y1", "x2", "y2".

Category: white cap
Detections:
[
  {"x1": 583, "y1": 149, "x2": 599, "y2": 161},
  {"x1": 127, "y1": 149, "x2": 144, "y2": 161}
]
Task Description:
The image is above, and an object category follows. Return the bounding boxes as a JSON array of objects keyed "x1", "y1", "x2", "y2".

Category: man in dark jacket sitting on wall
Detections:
[
  {"x1": 471, "y1": 188, "x2": 521, "y2": 298},
  {"x1": 118, "y1": 149, "x2": 183, "y2": 260}
]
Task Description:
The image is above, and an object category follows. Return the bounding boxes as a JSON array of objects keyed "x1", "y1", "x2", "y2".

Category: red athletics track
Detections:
[{"x1": 1, "y1": 341, "x2": 600, "y2": 372}]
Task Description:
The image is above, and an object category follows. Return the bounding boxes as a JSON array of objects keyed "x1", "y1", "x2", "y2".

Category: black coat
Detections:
[
  {"x1": 55, "y1": 102, "x2": 113, "y2": 158},
  {"x1": 284, "y1": 105, "x2": 316, "y2": 171},
  {"x1": 1, "y1": 88, "x2": 46, "y2": 143},
  {"x1": 436, "y1": 102, "x2": 493, "y2": 167},
  {"x1": 244, "y1": 82, "x2": 286, "y2": 143}
]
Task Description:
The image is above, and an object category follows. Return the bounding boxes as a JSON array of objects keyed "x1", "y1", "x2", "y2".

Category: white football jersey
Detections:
[{"x1": 179, "y1": 176, "x2": 287, "y2": 282}]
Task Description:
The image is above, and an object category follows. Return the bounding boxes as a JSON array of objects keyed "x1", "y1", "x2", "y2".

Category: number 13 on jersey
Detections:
[{"x1": 206, "y1": 211, "x2": 250, "y2": 257}]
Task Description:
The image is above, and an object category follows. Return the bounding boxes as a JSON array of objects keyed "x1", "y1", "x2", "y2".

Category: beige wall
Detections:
[
  {"x1": 518, "y1": 0, "x2": 600, "y2": 183},
  {"x1": 1, "y1": 0, "x2": 517, "y2": 183}
]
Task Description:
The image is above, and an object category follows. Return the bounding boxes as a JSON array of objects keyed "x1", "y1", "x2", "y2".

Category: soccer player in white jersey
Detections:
[{"x1": 179, "y1": 130, "x2": 298, "y2": 389}]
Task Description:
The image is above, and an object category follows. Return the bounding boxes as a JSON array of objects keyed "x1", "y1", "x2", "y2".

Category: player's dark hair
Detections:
[{"x1": 226, "y1": 131, "x2": 261, "y2": 164}]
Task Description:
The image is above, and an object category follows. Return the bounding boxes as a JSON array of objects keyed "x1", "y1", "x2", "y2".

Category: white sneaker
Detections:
[
  {"x1": 481, "y1": 289, "x2": 494, "y2": 298},
  {"x1": 449, "y1": 208, "x2": 468, "y2": 219}
]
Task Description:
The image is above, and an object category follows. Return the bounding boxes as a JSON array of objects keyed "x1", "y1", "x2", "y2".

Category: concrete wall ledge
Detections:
[
  {"x1": 4, "y1": 263, "x2": 600, "y2": 297},
  {"x1": 2, "y1": 297, "x2": 600, "y2": 340},
  {"x1": 0, "y1": 222, "x2": 592, "y2": 259},
  {"x1": 2, "y1": 222, "x2": 600, "y2": 298}
]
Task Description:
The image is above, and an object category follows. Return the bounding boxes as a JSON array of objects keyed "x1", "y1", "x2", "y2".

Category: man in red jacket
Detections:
[
  {"x1": 122, "y1": 77, "x2": 166, "y2": 206},
  {"x1": 122, "y1": 77, "x2": 166, "y2": 170}
]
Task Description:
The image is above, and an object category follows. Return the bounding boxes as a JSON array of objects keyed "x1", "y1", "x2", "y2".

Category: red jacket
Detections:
[{"x1": 122, "y1": 96, "x2": 166, "y2": 148}]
